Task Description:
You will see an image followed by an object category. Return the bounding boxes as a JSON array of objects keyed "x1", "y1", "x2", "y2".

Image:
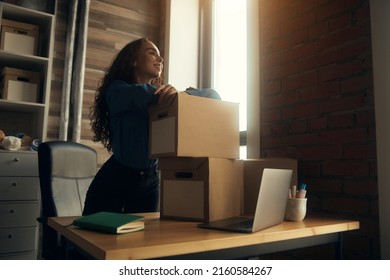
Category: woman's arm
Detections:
[{"x1": 106, "y1": 81, "x2": 158, "y2": 116}]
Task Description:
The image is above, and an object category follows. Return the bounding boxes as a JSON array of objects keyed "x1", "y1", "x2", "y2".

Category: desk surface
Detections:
[{"x1": 48, "y1": 214, "x2": 359, "y2": 260}]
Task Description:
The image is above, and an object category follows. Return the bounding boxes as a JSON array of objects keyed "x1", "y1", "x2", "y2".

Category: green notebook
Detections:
[{"x1": 73, "y1": 212, "x2": 144, "y2": 234}]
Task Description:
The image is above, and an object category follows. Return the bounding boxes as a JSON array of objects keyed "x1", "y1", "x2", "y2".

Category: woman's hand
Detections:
[
  {"x1": 154, "y1": 84, "x2": 178, "y2": 105},
  {"x1": 154, "y1": 84, "x2": 178, "y2": 94}
]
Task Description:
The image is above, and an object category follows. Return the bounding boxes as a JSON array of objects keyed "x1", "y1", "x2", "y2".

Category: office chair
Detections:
[{"x1": 37, "y1": 141, "x2": 97, "y2": 259}]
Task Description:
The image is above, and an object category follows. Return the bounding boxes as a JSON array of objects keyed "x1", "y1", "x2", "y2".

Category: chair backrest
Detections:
[{"x1": 38, "y1": 141, "x2": 97, "y2": 217}]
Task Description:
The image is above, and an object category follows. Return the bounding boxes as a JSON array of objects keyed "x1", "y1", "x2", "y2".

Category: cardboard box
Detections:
[
  {"x1": 0, "y1": 67, "x2": 40, "y2": 103},
  {"x1": 1, "y1": 19, "x2": 39, "y2": 56},
  {"x1": 158, "y1": 157, "x2": 243, "y2": 222},
  {"x1": 149, "y1": 93, "x2": 240, "y2": 159},
  {"x1": 243, "y1": 158, "x2": 298, "y2": 214}
]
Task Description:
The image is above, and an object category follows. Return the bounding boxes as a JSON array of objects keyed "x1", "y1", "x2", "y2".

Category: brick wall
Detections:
[{"x1": 259, "y1": 0, "x2": 378, "y2": 259}]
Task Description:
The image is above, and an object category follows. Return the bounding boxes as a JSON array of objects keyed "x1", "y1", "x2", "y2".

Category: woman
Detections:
[{"x1": 83, "y1": 38, "x2": 181, "y2": 215}]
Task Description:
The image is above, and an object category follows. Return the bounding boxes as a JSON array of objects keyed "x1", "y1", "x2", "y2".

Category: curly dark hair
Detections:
[{"x1": 89, "y1": 38, "x2": 162, "y2": 152}]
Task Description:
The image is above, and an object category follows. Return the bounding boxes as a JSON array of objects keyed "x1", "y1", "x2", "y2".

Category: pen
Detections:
[
  {"x1": 298, "y1": 189, "x2": 306, "y2": 198},
  {"x1": 297, "y1": 183, "x2": 307, "y2": 198},
  {"x1": 292, "y1": 185, "x2": 297, "y2": 198}
]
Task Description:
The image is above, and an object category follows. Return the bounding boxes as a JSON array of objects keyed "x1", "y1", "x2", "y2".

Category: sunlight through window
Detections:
[{"x1": 212, "y1": 0, "x2": 247, "y2": 158}]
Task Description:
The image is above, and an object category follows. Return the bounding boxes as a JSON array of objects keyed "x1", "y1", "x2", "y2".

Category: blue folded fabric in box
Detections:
[{"x1": 185, "y1": 88, "x2": 221, "y2": 100}]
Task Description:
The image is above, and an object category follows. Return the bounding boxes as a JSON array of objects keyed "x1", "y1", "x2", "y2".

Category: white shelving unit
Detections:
[
  {"x1": 0, "y1": 1, "x2": 56, "y2": 260},
  {"x1": 0, "y1": 1, "x2": 55, "y2": 141}
]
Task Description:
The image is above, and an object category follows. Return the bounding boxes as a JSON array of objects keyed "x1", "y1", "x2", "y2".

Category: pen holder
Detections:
[{"x1": 284, "y1": 198, "x2": 307, "y2": 222}]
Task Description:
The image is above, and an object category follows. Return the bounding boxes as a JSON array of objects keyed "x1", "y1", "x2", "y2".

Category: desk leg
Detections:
[
  {"x1": 60, "y1": 237, "x2": 71, "y2": 259},
  {"x1": 336, "y1": 233, "x2": 343, "y2": 259},
  {"x1": 61, "y1": 237, "x2": 90, "y2": 260}
]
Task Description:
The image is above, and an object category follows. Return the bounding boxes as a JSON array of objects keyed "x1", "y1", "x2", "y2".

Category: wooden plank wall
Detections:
[{"x1": 49, "y1": 0, "x2": 165, "y2": 166}]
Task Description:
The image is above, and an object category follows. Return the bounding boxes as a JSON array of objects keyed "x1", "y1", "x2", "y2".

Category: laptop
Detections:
[{"x1": 198, "y1": 168, "x2": 293, "y2": 233}]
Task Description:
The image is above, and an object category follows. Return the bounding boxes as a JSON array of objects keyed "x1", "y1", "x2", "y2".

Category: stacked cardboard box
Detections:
[
  {"x1": 157, "y1": 157, "x2": 243, "y2": 222},
  {"x1": 149, "y1": 92, "x2": 240, "y2": 159},
  {"x1": 149, "y1": 93, "x2": 242, "y2": 222},
  {"x1": 149, "y1": 92, "x2": 298, "y2": 222}
]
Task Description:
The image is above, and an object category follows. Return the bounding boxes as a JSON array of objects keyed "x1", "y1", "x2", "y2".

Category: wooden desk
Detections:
[{"x1": 48, "y1": 214, "x2": 359, "y2": 260}]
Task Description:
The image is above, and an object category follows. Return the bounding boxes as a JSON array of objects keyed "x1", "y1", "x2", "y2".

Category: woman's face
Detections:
[{"x1": 133, "y1": 40, "x2": 163, "y2": 84}]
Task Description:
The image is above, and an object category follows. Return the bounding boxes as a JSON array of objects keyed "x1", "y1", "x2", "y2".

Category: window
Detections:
[{"x1": 212, "y1": 0, "x2": 247, "y2": 158}]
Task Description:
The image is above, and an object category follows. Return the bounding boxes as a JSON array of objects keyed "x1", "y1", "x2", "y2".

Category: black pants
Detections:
[{"x1": 82, "y1": 156, "x2": 160, "y2": 215}]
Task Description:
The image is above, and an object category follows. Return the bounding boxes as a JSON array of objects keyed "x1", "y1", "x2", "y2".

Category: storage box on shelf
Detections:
[
  {"x1": 158, "y1": 157, "x2": 243, "y2": 222},
  {"x1": 1, "y1": 18, "x2": 39, "y2": 56},
  {"x1": 0, "y1": 66, "x2": 40, "y2": 103}
]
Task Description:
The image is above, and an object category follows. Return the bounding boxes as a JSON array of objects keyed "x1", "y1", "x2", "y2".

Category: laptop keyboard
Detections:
[{"x1": 230, "y1": 218, "x2": 253, "y2": 229}]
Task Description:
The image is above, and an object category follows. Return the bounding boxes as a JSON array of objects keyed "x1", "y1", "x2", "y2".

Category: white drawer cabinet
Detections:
[
  {"x1": 0, "y1": 150, "x2": 40, "y2": 259},
  {"x1": 0, "y1": 152, "x2": 38, "y2": 176},
  {"x1": 0, "y1": 177, "x2": 40, "y2": 201},
  {"x1": 0, "y1": 227, "x2": 37, "y2": 255}
]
